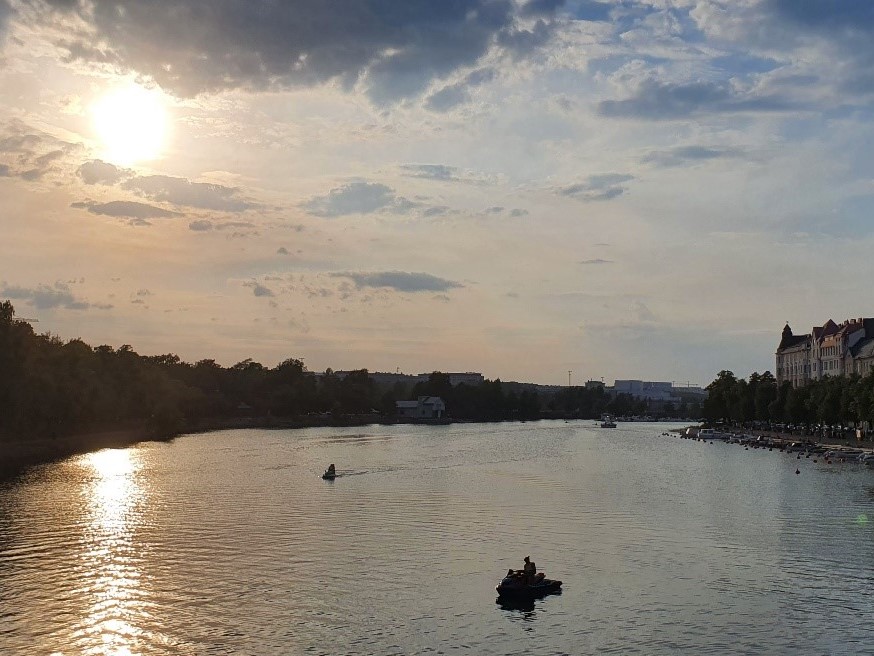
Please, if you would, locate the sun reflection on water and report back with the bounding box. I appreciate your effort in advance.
[74,448,149,655]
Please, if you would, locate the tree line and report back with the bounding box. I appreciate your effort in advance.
[703,369,874,430]
[4,300,673,442]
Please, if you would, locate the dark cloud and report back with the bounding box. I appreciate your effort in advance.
[0,163,9,176]
[77,159,129,185]
[73,200,181,219]
[31,0,535,104]
[243,281,275,297]
[598,79,794,120]
[496,18,556,55]
[766,1,874,33]
[424,67,497,112]
[331,271,463,293]
[520,0,565,17]
[0,281,109,310]
[759,1,874,95]
[303,181,417,217]
[122,175,257,212]
[188,220,213,231]
[277,247,289,255]
[557,173,633,201]
[0,0,12,44]
[641,145,746,167]
[510,208,529,217]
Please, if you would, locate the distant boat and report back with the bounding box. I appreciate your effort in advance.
[600,414,617,428]
[322,464,336,480]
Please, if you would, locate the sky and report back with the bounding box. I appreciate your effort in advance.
[2,0,874,387]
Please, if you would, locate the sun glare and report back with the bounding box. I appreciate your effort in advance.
[92,84,168,165]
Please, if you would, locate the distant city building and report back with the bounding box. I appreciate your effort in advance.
[776,317,874,387]
[332,370,484,388]
[610,380,707,402]
[585,380,605,390]
[396,396,446,419]
[443,372,485,387]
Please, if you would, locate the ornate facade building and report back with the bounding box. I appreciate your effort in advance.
[776,318,874,387]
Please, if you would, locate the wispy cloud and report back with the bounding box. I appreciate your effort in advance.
[556,173,634,202]
[0,281,111,310]
[71,200,181,219]
[331,271,463,293]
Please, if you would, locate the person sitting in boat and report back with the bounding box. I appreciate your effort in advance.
[325,463,336,476]
[523,556,536,583]
[522,556,546,585]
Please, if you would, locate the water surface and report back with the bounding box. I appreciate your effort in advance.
[2,421,874,654]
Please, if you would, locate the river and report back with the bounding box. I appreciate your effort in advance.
[2,421,874,655]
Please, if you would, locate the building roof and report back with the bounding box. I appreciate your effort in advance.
[778,331,809,351]
[851,337,874,360]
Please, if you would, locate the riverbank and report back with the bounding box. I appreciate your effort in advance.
[0,413,459,480]
[0,427,159,479]
[678,425,874,454]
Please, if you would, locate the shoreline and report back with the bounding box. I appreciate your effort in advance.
[0,414,458,480]
[1,415,692,482]
[677,426,874,454]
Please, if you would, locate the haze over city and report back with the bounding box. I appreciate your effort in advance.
[2,0,873,385]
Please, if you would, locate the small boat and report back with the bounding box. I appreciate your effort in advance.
[322,464,336,480]
[600,414,617,428]
[496,574,562,599]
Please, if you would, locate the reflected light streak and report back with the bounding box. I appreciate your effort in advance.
[76,448,149,655]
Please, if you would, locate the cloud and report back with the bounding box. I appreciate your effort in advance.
[122,175,257,212]
[635,301,657,322]
[0,0,12,44]
[421,205,454,218]
[400,164,459,181]
[277,247,289,255]
[31,0,532,104]
[331,271,463,293]
[303,181,416,217]
[510,209,529,217]
[243,281,275,297]
[0,120,78,181]
[399,163,492,185]
[705,1,874,97]
[424,67,497,112]
[0,281,109,310]
[598,79,794,120]
[188,220,214,231]
[641,145,746,167]
[0,163,10,176]
[579,258,612,265]
[77,159,130,185]
[73,200,181,219]
[556,173,633,201]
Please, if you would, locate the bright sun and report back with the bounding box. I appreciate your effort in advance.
[92,84,168,165]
